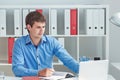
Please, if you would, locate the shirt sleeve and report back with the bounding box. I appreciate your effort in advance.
[12,39,38,77]
[53,38,79,74]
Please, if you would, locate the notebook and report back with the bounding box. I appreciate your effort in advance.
[79,60,109,80]
[40,71,74,80]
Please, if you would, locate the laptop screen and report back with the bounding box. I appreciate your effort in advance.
[79,60,109,80]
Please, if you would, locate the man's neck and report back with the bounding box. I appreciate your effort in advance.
[30,36,42,46]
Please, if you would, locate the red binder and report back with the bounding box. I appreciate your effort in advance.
[8,37,14,64]
[70,9,77,35]
[36,9,43,14]
[22,76,39,80]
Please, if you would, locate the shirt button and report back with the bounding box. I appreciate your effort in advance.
[38,64,40,66]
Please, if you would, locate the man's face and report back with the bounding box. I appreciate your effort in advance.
[28,21,46,38]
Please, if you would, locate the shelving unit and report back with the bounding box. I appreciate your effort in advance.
[0,5,109,75]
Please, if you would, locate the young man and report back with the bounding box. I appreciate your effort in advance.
[12,11,79,77]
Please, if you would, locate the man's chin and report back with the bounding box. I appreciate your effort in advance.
[36,35,43,38]
[38,33,43,35]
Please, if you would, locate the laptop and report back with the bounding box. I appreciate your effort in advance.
[79,60,109,80]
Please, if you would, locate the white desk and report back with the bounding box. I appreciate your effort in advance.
[4,76,21,80]
[4,75,115,80]
[57,75,116,80]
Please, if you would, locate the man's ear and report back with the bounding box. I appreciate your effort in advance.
[26,24,31,30]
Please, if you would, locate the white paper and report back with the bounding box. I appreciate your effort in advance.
[39,71,73,80]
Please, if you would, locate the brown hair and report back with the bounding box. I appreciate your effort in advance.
[25,11,46,27]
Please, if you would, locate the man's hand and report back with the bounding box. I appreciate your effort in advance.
[38,68,54,77]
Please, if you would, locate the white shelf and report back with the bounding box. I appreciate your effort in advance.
[0,62,63,66]
[0,35,107,38]
[0,62,62,66]
[0,35,22,38]
[0,4,109,62]
[53,63,63,65]
[0,60,11,66]
[50,35,107,37]
[0,4,109,76]
[0,5,109,8]
[0,63,12,66]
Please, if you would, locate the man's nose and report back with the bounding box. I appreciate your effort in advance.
[40,28,43,31]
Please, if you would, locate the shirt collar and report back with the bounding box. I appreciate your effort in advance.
[25,35,47,45]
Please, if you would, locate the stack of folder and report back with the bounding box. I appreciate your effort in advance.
[86,9,105,35]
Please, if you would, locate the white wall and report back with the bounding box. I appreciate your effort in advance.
[0,0,120,79]
[0,0,106,5]
[106,0,120,62]
[105,1,120,80]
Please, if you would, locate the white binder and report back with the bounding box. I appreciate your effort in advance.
[14,9,22,36]
[29,9,35,12]
[99,9,105,35]
[58,38,65,48]
[64,9,70,35]
[0,9,6,36]
[22,9,29,35]
[86,9,93,35]
[58,38,64,63]
[93,9,99,35]
[50,9,57,35]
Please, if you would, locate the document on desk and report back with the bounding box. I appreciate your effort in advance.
[39,71,73,80]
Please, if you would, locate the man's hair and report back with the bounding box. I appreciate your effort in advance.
[25,11,46,27]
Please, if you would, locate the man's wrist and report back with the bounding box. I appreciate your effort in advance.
[37,70,41,76]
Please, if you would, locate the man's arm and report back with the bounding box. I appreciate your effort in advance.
[12,39,38,77]
[12,64,38,77]
[12,38,54,77]
[38,68,54,77]
[53,38,79,74]
[55,48,79,74]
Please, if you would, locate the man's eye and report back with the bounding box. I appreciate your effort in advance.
[37,27,40,28]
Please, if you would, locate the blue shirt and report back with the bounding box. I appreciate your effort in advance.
[12,35,79,77]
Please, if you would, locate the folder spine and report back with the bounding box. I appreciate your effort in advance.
[0,9,6,37]
[86,9,93,35]
[99,9,105,35]
[14,9,22,36]
[64,9,70,35]
[22,9,29,36]
[50,9,57,35]
[70,9,77,35]
[58,38,64,63]
[8,37,14,64]
[36,9,43,14]
[93,9,99,35]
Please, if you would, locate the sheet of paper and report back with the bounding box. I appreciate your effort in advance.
[39,71,69,80]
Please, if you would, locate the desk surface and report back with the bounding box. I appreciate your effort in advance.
[4,75,115,80]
